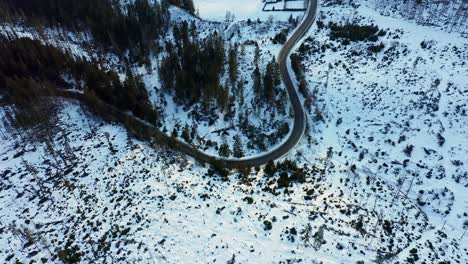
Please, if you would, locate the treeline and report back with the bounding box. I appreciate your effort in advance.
[290,53,312,111]
[328,22,386,42]
[159,21,228,110]
[0,0,170,63]
[167,0,195,13]
[159,21,284,112]
[374,0,467,33]
[251,45,283,107]
[252,59,282,105]
[0,37,158,123]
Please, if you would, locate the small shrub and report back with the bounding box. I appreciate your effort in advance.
[57,246,81,263]
[272,29,288,44]
[403,145,414,157]
[329,23,382,42]
[368,42,385,53]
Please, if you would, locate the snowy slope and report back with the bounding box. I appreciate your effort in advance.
[0,0,466,263]
[139,6,302,158]
[295,0,468,262]
[0,100,432,263]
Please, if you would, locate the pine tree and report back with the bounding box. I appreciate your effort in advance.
[301,223,313,247]
[237,79,245,106]
[218,142,230,157]
[172,127,178,138]
[228,46,238,87]
[233,135,244,158]
[288,14,294,24]
[183,0,195,13]
[264,160,276,177]
[182,124,191,142]
[217,86,229,113]
[252,66,262,97]
[254,45,261,66]
[191,125,197,140]
[189,21,197,40]
[263,63,275,103]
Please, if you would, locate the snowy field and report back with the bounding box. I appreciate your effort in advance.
[193,0,303,21]
[194,0,262,20]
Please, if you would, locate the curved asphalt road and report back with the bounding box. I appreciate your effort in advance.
[218,0,318,168]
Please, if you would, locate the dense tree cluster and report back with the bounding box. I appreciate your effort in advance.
[0,37,157,123]
[290,53,312,111]
[262,59,282,103]
[328,22,386,42]
[290,54,304,81]
[166,0,195,14]
[0,0,170,63]
[159,21,228,110]
[262,159,306,188]
[272,29,288,45]
[252,46,281,106]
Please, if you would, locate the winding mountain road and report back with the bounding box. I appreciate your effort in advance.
[91,0,319,169]
[214,0,318,168]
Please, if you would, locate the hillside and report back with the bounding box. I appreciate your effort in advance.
[0,0,467,263]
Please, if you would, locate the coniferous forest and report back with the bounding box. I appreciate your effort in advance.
[0,0,292,154]
[159,21,227,110]
[0,37,158,124]
[0,0,170,64]
[0,0,170,129]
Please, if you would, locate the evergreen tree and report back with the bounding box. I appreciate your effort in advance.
[217,86,229,113]
[263,63,275,102]
[288,14,294,24]
[182,124,191,142]
[184,0,196,13]
[172,127,178,138]
[218,142,230,157]
[233,135,244,158]
[254,44,261,66]
[264,160,276,177]
[237,79,245,106]
[228,46,238,87]
[191,125,197,140]
[167,0,195,14]
[252,66,262,98]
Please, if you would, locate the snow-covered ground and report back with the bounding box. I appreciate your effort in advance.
[0,100,433,263]
[194,0,304,21]
[369,0,467,34]
[293,0,468,261]
[0,0,466,263]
